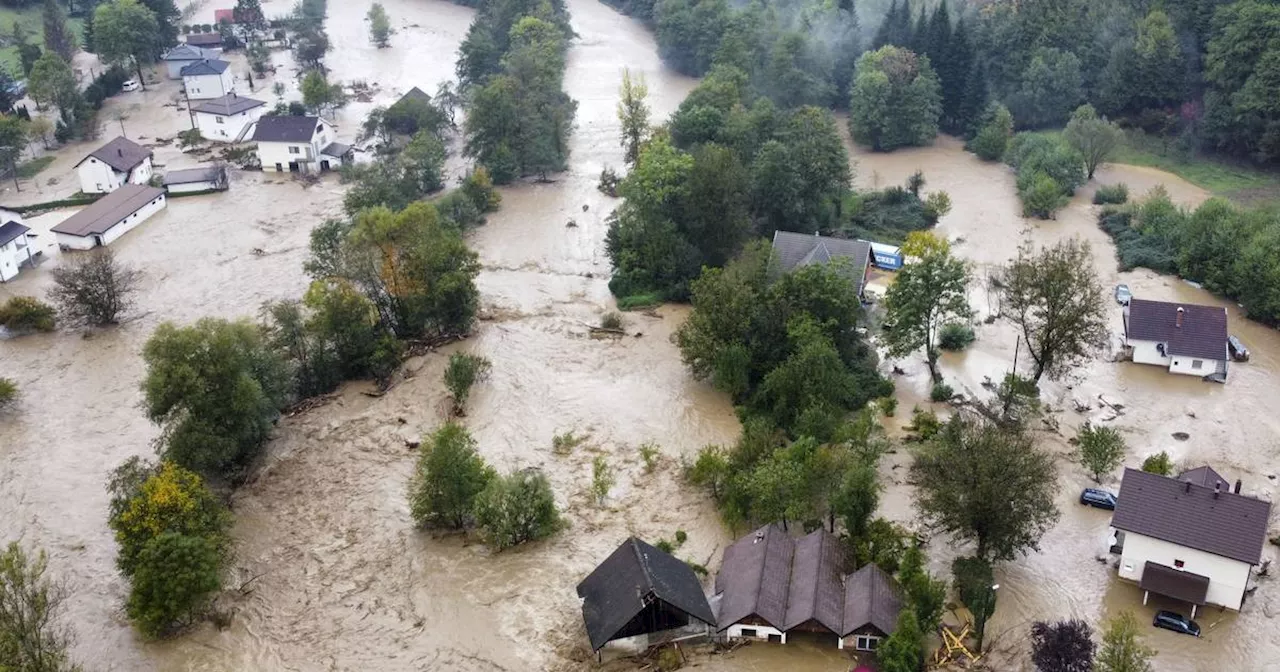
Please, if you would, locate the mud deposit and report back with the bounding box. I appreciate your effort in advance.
[1,0,1277,670]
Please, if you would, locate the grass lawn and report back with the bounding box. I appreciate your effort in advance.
[16,154,54,179]
[0,6,85,78]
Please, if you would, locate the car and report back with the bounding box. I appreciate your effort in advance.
[1228,335,1250,362]
[1115,284,1132,305]
[1153,610,1201,637]
[6,80,26,98]
[121,80,140,92]
[1080,488,1117,510]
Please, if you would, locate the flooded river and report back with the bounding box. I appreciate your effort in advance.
[0,0,1277,670]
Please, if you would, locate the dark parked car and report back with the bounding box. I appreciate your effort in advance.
[1080,488,1117,510]
[1228,335,1250,362]
[1115,284,1132,305]
[1153,610,1200,637]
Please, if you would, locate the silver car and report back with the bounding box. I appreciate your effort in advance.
[1115,284,1132,305]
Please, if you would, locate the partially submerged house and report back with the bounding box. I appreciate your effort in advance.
[715,524,903,652]
[1124,298,1229,379]
[184,32,224,52]
[1109,466,1272,616]
[771,230,874,299]
[191,93,266,142]
[252,116,349,174]
[51,184,167,250]
[163,166,228,194]
[181,59,235,100]
[75,136,154,194]
[0,216,34,282]
[161,43,217,79]
[576,537,715,654]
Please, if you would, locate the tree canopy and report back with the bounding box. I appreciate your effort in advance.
[849,45,941,151]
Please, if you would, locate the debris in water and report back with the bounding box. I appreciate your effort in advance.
[582,204,589,211]
[1173,432,1190,441]
[892,365,906,375]
[566,219,577,228]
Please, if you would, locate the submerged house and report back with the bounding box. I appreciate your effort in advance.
[771,231,874,299]
[162,43,217,79]
[577,537,715,654]
[1123,298,1229,379]
[0,215,34,282]
[1109,466,1272,616]
[715,524,903,652]
[51,185,167,250]
[252,116,350,174]
[191,93,266,142]
[75,136,154,194]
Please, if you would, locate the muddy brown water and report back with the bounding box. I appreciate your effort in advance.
[1,0,1277,669]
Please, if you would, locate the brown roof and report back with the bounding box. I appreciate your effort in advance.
[715,523,794,630]
[1111,468,1272,565]
[841,563,903,637]
[1140,561,1209,605]
[76,136,152,173]
[783,529,846,633]
[1125,298,1228,361]
[51,185,165,238]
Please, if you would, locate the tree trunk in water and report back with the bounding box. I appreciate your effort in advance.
[135,59,147,92]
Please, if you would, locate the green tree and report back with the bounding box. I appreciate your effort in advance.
[1001,238,1109,382]
[18,43,43,78]
[1141,451,1173,476]
[1064,105,1123,180]
[300,70,345,115]
[367,2,391,48]
[617,67,650,166]
[832,458,879,539]
[0,295,56,333]
[898,545,947,631]
[0,115,27,180]
[106,459,231,577]
[474,469,563,550]
[408,422,495,529]
[125,532,222,637]
[401,129,447,195]
[849,45,942,151]
[42,0,76,62]
[912,416,1060,562]
[1077,423,1126,483]
[0,542,83,671]
[967,101,1013,161]
[591,455,614,505]
[883,232,971,382]
[443,352,491,415]
[1100,10,1184,116]
[1203,1,1280,161]
[1011,47,1082,128]
[877,609,924,672]
[27,52,77,114]
[1095,611,1156,672]
[94,0,160,90]
[952,555,997,651]
[142,319,291,481]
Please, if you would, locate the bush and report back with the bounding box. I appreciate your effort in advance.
[125,532,222,637]
[0,296,56,333]
[639,442,660,472]
[107,459,231,577]
[0,377,16,409]
[1019,170,1070,218]
[48,249,141,326]
[592,455,614,505]
[878,395,898,417]
[907,406,941,440]
[552,429,587,455]
[474,470,563,550]
[617,293,663,310]
[443,353,491,415]
[967,102,1014,161]
[407,423,494,529]
[600,311,623,330]
[1093,183,1129,205]
[1141,451,1173,476]
[0,542,81,668]
[598,166,621,196]
[930,382,954,402]
[938,323,975,351]
[177,128,204,147]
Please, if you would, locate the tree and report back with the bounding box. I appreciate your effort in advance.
[366,3,391,48]
[408,423,495,529]
[400,129,447,195]
[27,53,77,114]
[141,318,290,481]
[443,352,491,415]
[1077,423,1126,483]
[1141,451,1173,476]
[125,532,222,637]
[0,115,26,182]
[952,555,996,651]
[877,609,924,672]
[1011,47,1082,128]
[1203,1,1280,162]
[617,67,650,166]
[967,101,1013,161]
[883,232,971,381]
[42,0,75,62]
[300,70,345,115]
[233,0,266,31]
[138,0,180,49]
[832,458,879,539]
[0,542,83,671]
[1095,611,1155,672]
[898,545,947,631]
[1064,105,1122,180]
[28,116,53,149]
[18,43,43,78]
[106,459,231,577]
[912,416,1060,562]
[849,45,942,151]
[1032,619,1096,672]
[94,0,160,90]
[48,248,142,326]
[474,469,563,550]
[1001,238,1108,382]
[0,377,15,410]
[0,295,56,332]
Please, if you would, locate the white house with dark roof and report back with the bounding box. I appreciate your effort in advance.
[51,184,167,250]
[252,116,349,174]
[191,93,265,142]
[1124,298,1229,378]
[771,230,874,299]
[1108,466,1272,616]
[181,59,235,100]
[162,43,217,78]
[75,136,154,194]
[0,212,34,281]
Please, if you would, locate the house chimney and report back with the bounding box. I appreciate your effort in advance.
[1184,480,1191,493]
[117,148,123,157]
[1176,306,1185,328]
[1234,479,1242,494]
[1214,480,1222,498]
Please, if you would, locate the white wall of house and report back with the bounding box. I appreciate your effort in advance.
[195,106,264,142]
[76,157,153,194]
[184,71,235,100]
[130,158,153,186]
[1112,529,1253,610]
[167,180,218,194]
[1169,355,1223,376]
[55,194,167,250]
[838,633,882,651]
[1129,339,1171,368]
[724,623,786,643]
[0,231,30,281]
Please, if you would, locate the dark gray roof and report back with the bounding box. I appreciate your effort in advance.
[575,537,715,651]
[1111,468,1272,564]
[841,563,902,637]
[77,136,152,173]
[185,33,223,46]
[716,523,794,630]
[1125,298,1228,361]
[783,529,845,633]
[162,44,213,61]
[771,230,872,295]
[1178,466,1228,488]
[51,185,165,237]
[1140,561,1209,605]
[180,59,230,76]
[391,86,432,110]
[163,166,223,185]
[0,220,28,246]
[320,142,351,158]
[191,93,265,116]
[252,115,324,143]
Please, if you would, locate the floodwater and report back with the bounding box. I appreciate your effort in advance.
[1,1,1277,671]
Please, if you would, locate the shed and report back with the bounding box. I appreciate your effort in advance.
[51,185,167,250]
[576,537,715,653]
[185,32,224,49]
[163,166,228,194]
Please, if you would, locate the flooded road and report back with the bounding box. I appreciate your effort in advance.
[1,1,1277,670]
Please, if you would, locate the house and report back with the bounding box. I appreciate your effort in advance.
[163,166,228,194]
[715,524,903,652]
[252,116,349,174]
[161,44,217,79]
[1108,467,1272,616]
[191,93,266,142]
[51,185,167,250]
[576,537,715,653]
[0,214,34,282]
[75,136,154,194]
[1124,298,1229,379]
[184,32,224,51]
[181,59,235,100]
[771,230,874,298]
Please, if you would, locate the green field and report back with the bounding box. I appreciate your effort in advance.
[0,5,85,79]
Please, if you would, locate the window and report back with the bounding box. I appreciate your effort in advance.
[855,635,881,651]
[1192,360,1203,370]
[1174,559,1185,569]
[215,117,224,124]
[739,628,756,638]
[289,146,300,154]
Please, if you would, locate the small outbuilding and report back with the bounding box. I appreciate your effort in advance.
[191,93,266,142]
[181,59,235,100]
[771,230,874,299]
[576,537,715,654]
[1123,298,1229,379]
[75,136,154,194]
[51,184,167,250]
[163,166,228,194]
[0,216,34,282]
[161,43,217,79]
[184,32,224,51]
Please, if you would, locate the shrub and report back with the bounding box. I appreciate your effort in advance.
[600,311,623,331]
[474,470,563,550]
[125,532,222,637]
[616,293,663,310]
[656,647,682,671]
[408,423,494,529]
[177,128,204,147]
[443,353,491,415]
[1019,170,1070,218]
[655,539,675,553]
[879,395,898,417]
[48,249,142,326]
[598,166,621,196]
[938,323,975,351]
[967,102,1014,161]
[675,529,687,545]
[1141,451,1173,476]
[0,542,82,668]
[930,382,954,402]
[592,455,614,505]
[1093,183,1129,205]
[552,429,586,455]
[639,442,659,473]
[907,406,941,439]
[0,377,16,409]
[0,296,56,332]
